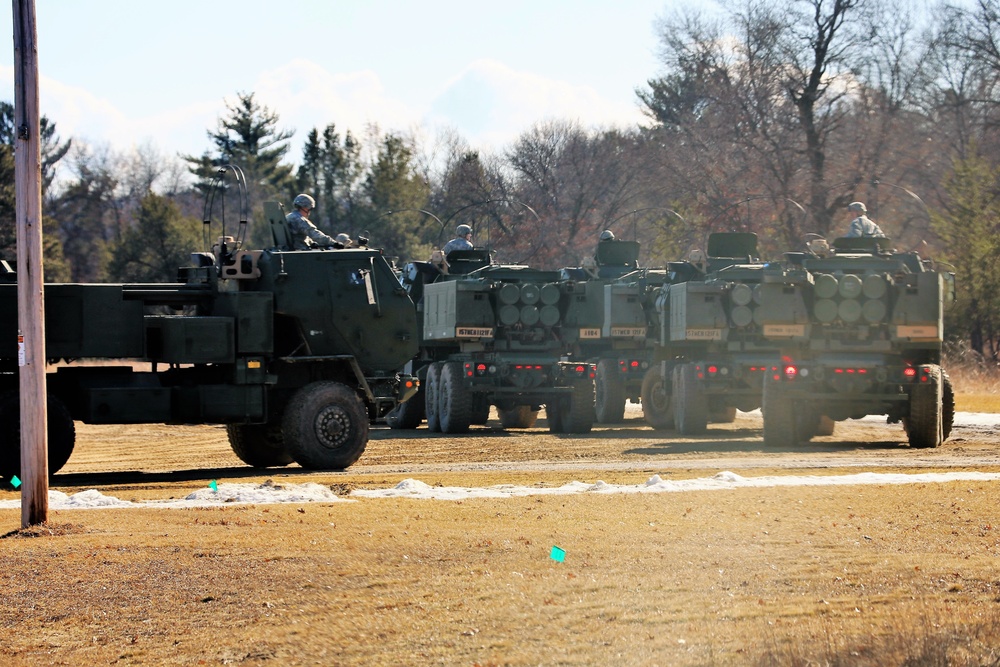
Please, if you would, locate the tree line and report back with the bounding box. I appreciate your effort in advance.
[0,0,998,361]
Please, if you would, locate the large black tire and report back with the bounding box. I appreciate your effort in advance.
[641,367,673,430]
[471,394,491,425]
[386,387,425,430]
[425,362,442,433]
[0,392,76,479]
[549,380,595,434]
[709,404,738,424]
[942,369,955,440]
[815,415,836,437]
[226,421,293,468]
[673,363,707,435]
[546,402,564,433]
[282,382,369,469]
[595,359,626,423]
[794,409,820,442]
[907,365,943,449]
[499,406,539,429]
[439,362,472,433]
[762,374,797,448]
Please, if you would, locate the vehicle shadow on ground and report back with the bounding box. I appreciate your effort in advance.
[52,465,322,488]
[626,439,911,455]
[370,426,515,439]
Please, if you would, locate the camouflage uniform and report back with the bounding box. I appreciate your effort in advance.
[846,214,885,238]
[845,202,885,238]
[286,209,336,250]
[443,224,473,254]
[442,236,473,254]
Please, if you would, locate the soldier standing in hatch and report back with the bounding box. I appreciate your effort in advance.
[844,202,885,238]
[443,224,473,254]
[286,193,338,249]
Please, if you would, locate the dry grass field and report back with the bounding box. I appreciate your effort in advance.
[1,363,999,666]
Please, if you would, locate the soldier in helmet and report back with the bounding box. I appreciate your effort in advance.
[286,193,338,250]
[334,233,353,248]
[599,229,615,241]
[844,202,885,238]
[443,223,473,255]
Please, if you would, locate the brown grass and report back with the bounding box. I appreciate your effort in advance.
[946,347,1000,413]
[0,364,998,665]
[3,474,1000,665]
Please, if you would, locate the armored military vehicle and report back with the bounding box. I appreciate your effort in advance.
[644,232,780,434]
[559,239,663,423]
[394,249,595,434]
[0,171,418,477]
[755,236,955,448]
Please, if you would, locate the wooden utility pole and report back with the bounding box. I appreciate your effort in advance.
[13,0,48,527]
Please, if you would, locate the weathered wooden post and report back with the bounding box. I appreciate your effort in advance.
[13,0,48,527]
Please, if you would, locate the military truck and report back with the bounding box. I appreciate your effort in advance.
[755,236,955,448]
[559,239,664,423]
[393,249,596,434]
[643,232,780,434]
[0,180,418,478]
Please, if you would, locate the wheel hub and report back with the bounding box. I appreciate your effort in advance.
[315,405,350,449]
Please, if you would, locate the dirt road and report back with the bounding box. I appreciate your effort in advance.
[53,408,1000,490]
[5,407,1000,667]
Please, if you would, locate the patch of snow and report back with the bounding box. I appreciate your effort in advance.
[2,471,1000,510]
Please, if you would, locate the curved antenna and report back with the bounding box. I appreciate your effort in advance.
[201,164,250,253]
[869,179,928,219]
[704,195,807,230]
[372,208,445,252]
[825,178,927,217]
[603,206,686,241]
[375,208,446,232]
[438,198,542,263]
[698,195,808,256]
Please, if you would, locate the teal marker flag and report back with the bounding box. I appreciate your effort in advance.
[11,475,21,489]
[550,545,565,562]
[209,480,218,492]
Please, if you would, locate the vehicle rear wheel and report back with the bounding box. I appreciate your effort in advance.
[673,363,707,435]
[439,361,472,433]
[549,380,595,434]
[226,421,293,468]
[762,374,797,449]
[0,392,76,479]
[570,379,596,433]
[471,394,491,425]
[546,402,564,433]
[709,404,737,424]
[283,382,368,469]
[641,367,673,430]
[499,405,539,429]
[796,411,836,439]
[386,384,425,430]
[815,415,836,437]
[942,369,955,440]
[595,359,626,423]
[907,365,943,449]
[424,362,442,433]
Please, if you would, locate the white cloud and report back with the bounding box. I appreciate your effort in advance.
[425,59,647,150]
[252,59,424,145]
[0,65,220,157]
[0,56,649,165]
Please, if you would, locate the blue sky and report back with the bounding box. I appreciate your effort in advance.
[0,0,705,164]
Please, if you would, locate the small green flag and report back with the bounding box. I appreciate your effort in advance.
[11,475,21,489]
[550,545,565,562]
[209,480,218,492]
